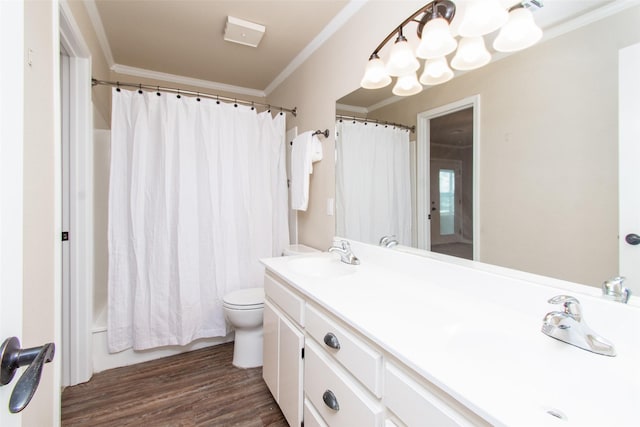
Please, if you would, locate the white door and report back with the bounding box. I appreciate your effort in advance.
[0,1,24,425]
[619,42,640,294]
[278,314,304,427]
[430,159,462,246]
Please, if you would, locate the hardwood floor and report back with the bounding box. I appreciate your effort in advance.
[61,343,287,427]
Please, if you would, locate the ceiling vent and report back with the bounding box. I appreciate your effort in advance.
[224,16,265,48]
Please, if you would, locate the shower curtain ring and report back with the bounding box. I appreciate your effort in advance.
[156,86,161,97]
[196,92,201,102]
[116,81,120,92]
[177,89,181,99]
[138,84,143,94]
[234,99,238,107]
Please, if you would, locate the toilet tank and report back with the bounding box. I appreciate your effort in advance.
[283,244,320,256]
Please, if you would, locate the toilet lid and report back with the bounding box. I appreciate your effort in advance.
[223,287,264,308]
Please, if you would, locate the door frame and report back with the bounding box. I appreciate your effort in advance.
[59,1,94,386]
[619,42,640,293]
[417,95,480,260]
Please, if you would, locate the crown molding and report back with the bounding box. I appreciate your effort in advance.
[264,0,369,96]
[111,64,267,98]
[83,0,114,68]
[541,0,638,42]
[336,103,369,114]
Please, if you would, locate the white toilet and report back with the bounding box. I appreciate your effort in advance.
[223,244,319,368]
[223,287,266,368]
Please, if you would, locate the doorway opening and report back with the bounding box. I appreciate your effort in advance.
[60,4,94,386]
[417,96,479,261]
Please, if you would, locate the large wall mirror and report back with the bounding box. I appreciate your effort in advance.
[335,2,640,287]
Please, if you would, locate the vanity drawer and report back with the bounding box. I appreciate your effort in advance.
[305,304,383,397]
[264,273,304,326]
[305,340,384,427]
[304,398,329,427]
[384,364,475,427]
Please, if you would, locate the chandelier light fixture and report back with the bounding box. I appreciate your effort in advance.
[360,0,544,95]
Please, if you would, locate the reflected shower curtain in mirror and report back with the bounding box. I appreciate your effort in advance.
[336,121,411,246]
[108,88,288,352]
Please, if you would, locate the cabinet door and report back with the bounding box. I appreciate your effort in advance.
[279,314,305,427]
[263,300,279,400]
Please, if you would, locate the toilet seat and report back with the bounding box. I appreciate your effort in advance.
[223,287,264,310]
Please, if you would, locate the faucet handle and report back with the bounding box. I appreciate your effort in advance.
[548,295,582,321]
[339,240,350,250]
[602,276,631,303]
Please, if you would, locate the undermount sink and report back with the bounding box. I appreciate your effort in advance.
[286,254,358,279]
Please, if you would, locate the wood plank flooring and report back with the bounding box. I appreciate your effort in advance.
[61,343,288,427]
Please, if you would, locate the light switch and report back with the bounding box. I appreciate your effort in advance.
[326,198,335,216]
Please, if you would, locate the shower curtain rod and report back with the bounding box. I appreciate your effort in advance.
[336,114,415,133]
[91,78,297,117]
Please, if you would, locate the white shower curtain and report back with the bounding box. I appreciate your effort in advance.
[336,120,411,246]
[108,88,289,352]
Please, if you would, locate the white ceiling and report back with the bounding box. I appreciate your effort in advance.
[90,0,352,96]
[89,0,619,99]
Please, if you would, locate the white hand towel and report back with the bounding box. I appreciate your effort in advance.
[291,131,313,211]
[310,134,323,173]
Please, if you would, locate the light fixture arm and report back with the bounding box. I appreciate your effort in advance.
[369,1,456,58]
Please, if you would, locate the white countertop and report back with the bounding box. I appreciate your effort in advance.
[262,240,640,427]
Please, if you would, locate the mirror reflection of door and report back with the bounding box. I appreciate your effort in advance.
[429,108,474,260]
[430,160,462,245]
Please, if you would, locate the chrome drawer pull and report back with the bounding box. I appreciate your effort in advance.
[323,332,341,350]
[322,389,340,411]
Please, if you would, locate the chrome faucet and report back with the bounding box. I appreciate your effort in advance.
[602,276,631,303]
[379,235,399,248]
[328,240,360,265]
[541,295,616,357]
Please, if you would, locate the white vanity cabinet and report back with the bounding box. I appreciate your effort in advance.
[263,269,489,427]
[262,274,305,427]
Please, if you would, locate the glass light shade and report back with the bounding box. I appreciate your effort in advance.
[416,17,457,59]
[451,36,491,70]
[419,57,454,85]
[392,73,423,96]
[493,7,542,52]
[385,36,420,76]
[360,56,392,89]
[458,0,508,37]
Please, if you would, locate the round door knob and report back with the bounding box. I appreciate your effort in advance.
[625,233,640,245]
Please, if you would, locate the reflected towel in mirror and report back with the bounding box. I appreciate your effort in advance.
[291,131,321,211]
